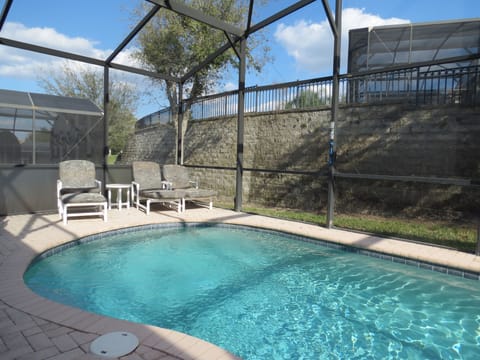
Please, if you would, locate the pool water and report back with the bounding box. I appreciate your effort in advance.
[24,224,480,359]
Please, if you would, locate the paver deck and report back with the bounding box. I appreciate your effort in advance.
[1,207,479,359]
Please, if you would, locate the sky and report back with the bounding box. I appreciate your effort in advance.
[0,0,479,117]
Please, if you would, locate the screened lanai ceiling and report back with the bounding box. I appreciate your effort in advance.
[0,0,329,85]
[0,89,102,116]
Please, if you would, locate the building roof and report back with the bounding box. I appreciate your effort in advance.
[0,89,103,116]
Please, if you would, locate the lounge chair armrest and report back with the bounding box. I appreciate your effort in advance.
[57,179,63,197]
[94,179,102,192]
[162,181,173,190]
[132,181,140,193]
[189,180,198,189]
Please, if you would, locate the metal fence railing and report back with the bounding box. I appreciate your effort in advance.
[347,64,480,105]
[136,107,172,129]
[187,77,340,120]
[136,60,480,128]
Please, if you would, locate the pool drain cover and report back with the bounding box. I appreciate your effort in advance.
[90,331,139,358]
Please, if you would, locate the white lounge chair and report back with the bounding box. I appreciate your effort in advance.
[131,161,184,214]
[162,164,217,211]
[57,160,107,225]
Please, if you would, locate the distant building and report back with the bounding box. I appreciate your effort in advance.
[347,18,480,104]
[348,18,480,73]
[0,89,104,165]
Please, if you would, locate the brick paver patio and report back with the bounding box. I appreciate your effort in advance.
[1,208,479,359]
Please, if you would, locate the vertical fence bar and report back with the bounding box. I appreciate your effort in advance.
[415,66,420,105]
[443,68,448,104]
[474,66,479,105]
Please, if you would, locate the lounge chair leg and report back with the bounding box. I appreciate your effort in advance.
[63,207,68,225]
[209,200,213,210]
[103,202,108,222]
[146,199,151,215]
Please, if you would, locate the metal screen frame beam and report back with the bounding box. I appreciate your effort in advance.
[182,42,232,82]
[183,0,315,83]
[148,0,243,37]
[246,0,255,31]
[246,0,315,36]
[321,0,339,38]
[0,0,13,31]
[234,39,246,212]
[0,37,105,66]
[106,4,161,65]
[177,83,184,165]
[103,67,110,191]
[0,37,178,82]
[326,0,342,228]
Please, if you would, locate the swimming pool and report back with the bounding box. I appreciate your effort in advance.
[24,223,480,359]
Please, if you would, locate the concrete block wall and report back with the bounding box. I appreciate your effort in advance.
[336,104,480,178]
[123,103,480,218]
[122,124,176,164]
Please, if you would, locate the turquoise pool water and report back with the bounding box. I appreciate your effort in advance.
[24,224,480,359]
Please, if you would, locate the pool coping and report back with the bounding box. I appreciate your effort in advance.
[1,208,480,359]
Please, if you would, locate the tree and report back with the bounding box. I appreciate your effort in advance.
[37,62,139,154]
[134,0,270,117]
[285,90,327,110]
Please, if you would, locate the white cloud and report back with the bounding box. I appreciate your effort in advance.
[274,7,409,74]
[2,22,106,58]
[0,22,140,80]
[223,81,237,91]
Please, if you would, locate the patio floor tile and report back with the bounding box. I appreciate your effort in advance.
[1,209,478,360]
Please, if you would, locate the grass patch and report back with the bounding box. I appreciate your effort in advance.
[334,215,476,252]
[224,204,477,254]
[107,154,118,164]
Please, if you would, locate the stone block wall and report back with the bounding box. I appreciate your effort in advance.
[122,123,176,164]
[123,103,480,219]
[336,104,480,178]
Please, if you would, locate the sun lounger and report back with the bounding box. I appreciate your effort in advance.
[162,164,217,211]
[57,160,107,225]
[131,161,183,214]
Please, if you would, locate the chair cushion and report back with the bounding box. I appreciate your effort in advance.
[60,186,100,194]
[61,193,106,204]
[162,165,191,189]
[132,161,165,190]
[185,188,217,199]
[59,160,97,188]
[140,189,186,200]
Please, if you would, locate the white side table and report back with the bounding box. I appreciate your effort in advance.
[106,184,131,210]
